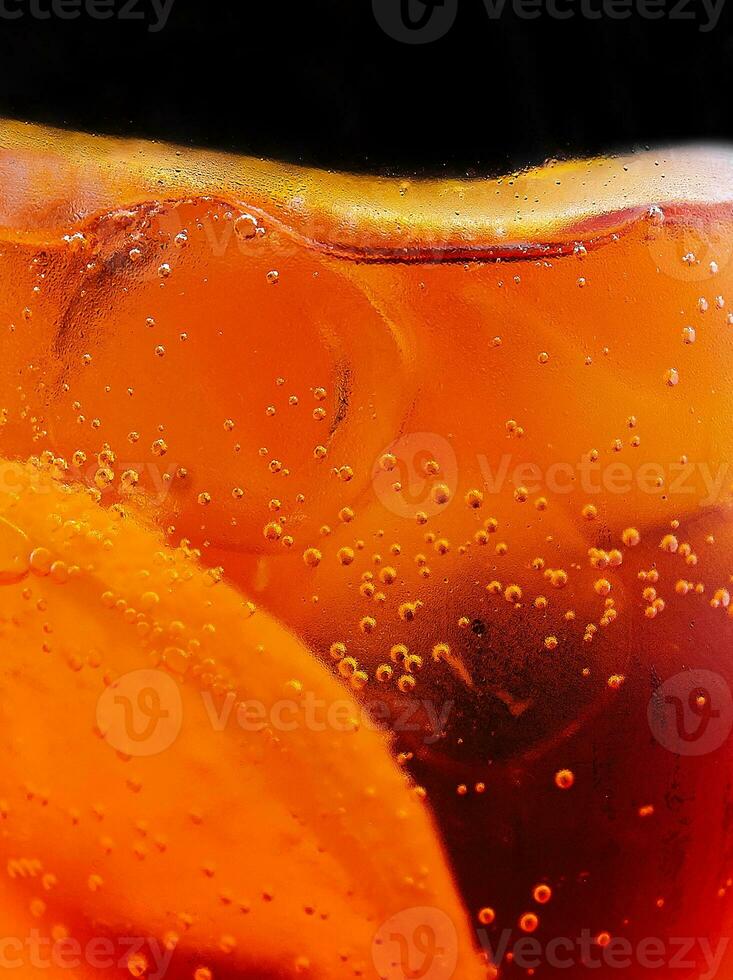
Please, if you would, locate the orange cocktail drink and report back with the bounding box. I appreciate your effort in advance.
[0,123,732,978]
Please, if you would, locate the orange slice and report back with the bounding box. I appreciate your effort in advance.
[0,458,483,979]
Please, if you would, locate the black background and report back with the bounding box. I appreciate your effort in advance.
[0,0,730,174]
